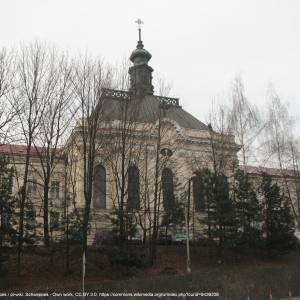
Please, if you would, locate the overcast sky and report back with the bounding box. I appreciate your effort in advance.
[1,0,299,130]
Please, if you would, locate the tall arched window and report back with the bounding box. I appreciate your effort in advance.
[193,172,205,212]
[162,168,175,212]
[127,166,140,210]
[93,165,106,209]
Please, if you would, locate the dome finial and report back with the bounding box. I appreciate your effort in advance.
[129,19,154,96]
[135,18,144,48]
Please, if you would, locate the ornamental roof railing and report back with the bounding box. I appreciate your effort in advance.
[157,95,180,107]
[101,88,180,107]
[101,88,132,100]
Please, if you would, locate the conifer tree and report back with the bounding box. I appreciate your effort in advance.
[234,169,261,250]
[161,173,185,237]
[66,209,84,244]
[0,156,16,274]
[261,173,296,257]
[198,168,215,242]
[23,199,37,247]
[161,199,185,237]
[199,168,236,256]
[214,173,236,250]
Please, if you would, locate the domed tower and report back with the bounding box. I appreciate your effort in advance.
[129,19,154,97]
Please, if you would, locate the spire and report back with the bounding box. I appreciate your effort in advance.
[129,19,154,97]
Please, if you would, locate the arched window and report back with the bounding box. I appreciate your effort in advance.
[27,178,37,197]
[127,166,140,210]
[93,165,106,209]
[193,172,205,212]
[162,168,175,212]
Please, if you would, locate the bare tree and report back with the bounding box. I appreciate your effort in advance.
[154,73,172,98]
[0,48,18,143]
[100,61,156,246]
[208,100,239,176]
[148,80,178,263]
[104,96,146,244]
[228,76,262,171]
[262,88,300,225]
[149,103,163,262]
[14,41,55,274]
[32,51,73,247]
[70,55,112,254]
[63,136,80,273]
[102,71,180,264]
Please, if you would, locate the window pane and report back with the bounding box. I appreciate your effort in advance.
[27,179,37,196]
[193,173,205,212]
[128,166,140,210]
[162,168,175,212]
[51,181,60,199]
[93,165,106,209]
[25,208,36,230]
[50,211,60,230]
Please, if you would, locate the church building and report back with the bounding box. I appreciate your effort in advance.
[2,24,298,245]
[63,22,239,242]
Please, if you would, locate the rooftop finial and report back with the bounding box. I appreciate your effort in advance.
[130,18,154,96]
[135,18,144,48]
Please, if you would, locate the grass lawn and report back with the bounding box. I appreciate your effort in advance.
[1,244,300,292]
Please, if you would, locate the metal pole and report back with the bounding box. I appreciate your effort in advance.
[186,178,191,273]
[82,250,85,300]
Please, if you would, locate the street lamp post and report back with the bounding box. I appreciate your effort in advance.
[185,177,193,273]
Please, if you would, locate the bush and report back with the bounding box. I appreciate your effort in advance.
[105,246,149,268]
[94,230,118,247]
[160,267,178,276]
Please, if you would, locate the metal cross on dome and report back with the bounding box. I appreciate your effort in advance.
[135,18,143,29]
[135,18,143,41]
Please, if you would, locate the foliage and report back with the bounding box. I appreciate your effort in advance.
[109,208,138,244]
[63,209,84,245]
[161,199,185,236]
[0,157,16,241]
[50,211,60,231]
[261,173,297,257]
[213,173,237,249]
[106,246,148,268]
[199,168,237,254]
[23,199,37,246]
[198,169,296,258]
[233,170,262,251]
[160,168,186,239]
[0,156,17,275]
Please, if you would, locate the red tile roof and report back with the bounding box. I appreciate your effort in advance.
[0,144,64,159]
[246,165,299,179]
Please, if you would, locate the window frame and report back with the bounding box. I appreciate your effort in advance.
[93,164,106,209]
[50,180,60,200]
[127,165,140,211]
